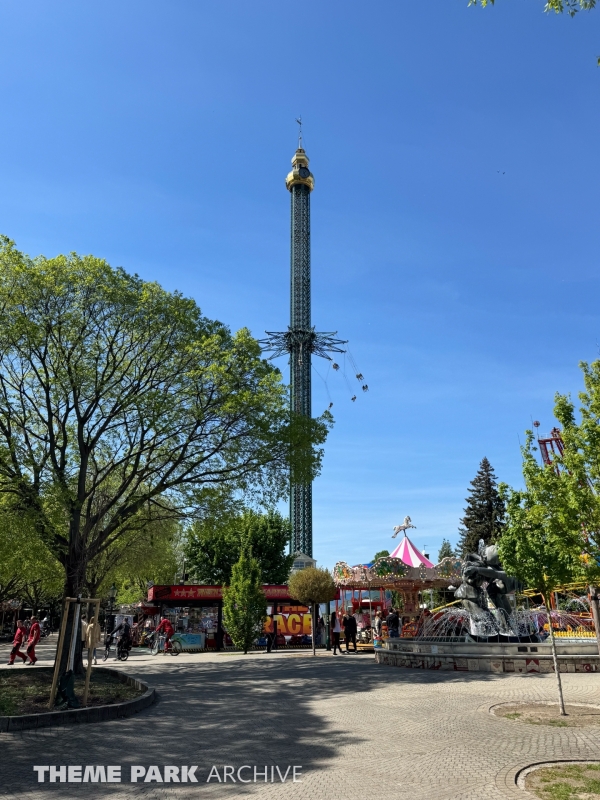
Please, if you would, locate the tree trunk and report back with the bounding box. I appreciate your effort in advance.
[544,600,566,716]
[60,546,87,676]
[312,603,316,657]
[54,598,83,688]
[588,586,600,658]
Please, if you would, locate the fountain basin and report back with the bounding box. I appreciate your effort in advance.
[375,637,599,673]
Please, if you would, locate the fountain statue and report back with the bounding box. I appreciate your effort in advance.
[455,544,523,620]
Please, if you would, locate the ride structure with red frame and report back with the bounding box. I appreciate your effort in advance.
[533,422,564,475]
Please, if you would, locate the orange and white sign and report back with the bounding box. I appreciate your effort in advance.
[264,613,313,636]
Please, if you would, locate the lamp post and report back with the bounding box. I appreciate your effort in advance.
[106,583,117,639]
[178,558,187,586]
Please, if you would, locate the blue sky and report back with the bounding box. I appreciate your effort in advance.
[1,1,599,569]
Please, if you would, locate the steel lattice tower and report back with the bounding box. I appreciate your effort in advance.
[260,144,346,558]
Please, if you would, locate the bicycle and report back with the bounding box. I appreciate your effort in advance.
[148,632,181,656]
[102,636,131,661]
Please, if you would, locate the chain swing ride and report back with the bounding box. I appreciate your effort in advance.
[258,119,368,557]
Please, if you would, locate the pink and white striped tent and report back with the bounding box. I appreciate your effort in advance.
[389,535,434,568]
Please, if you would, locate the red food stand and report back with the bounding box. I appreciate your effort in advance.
[146,584,339,650]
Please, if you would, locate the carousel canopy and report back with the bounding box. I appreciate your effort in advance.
[334,546,461,590]
[390,535,434,568]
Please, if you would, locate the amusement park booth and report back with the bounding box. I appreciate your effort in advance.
[146,584,337,650]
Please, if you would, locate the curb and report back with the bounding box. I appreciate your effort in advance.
[0,668,155,732]
[516,760,600,790]
[488,700,600,717]
[495,759,600,798]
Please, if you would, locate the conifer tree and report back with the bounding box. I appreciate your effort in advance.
[458,458,505,556]
[437,539,456,562]
[222,546,267,654]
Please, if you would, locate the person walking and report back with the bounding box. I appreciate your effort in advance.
[86,616,102,665]
[26,616,41,665]
[373,610,382,638]
[8,621,27,665]
[342,607,358,653]
[265,612,275,654]
[331,611,342,654]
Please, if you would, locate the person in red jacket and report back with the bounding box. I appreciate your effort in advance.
[8,621,27,665]
[26,616,41,665]
[155,616,174,653]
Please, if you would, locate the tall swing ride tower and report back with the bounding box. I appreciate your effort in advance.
[261,131,347,558]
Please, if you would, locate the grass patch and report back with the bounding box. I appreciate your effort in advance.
[526,763,600,799]
[0,667,143,716]
[496,703,600,728]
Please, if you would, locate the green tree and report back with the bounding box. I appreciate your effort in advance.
[458,458,505,556]
[222,547,267,654]
[0,506,63,612]
[0,237,329,600]
[437,539,456,562]
[432,540,458,605]
[185,509,294,585]
[551,362,600,640]
[499,431,584,715]
[553,361,600,573]
[86,514,183,603]
[372,549,390,562]
[287,567,337,656]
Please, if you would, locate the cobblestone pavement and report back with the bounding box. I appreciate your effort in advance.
[1,636,600,800]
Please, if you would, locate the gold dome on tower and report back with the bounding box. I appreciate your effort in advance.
[285,148,314,192]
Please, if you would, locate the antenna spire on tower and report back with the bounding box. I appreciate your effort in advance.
[295,115,303,148]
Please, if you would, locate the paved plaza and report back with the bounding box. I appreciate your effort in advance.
[1,637,600,800]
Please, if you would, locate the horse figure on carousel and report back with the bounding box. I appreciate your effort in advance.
[392,516,416,538]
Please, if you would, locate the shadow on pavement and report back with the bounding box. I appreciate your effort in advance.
[0,649,531,797]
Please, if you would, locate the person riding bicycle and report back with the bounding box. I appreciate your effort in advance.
[107,619,132,659]
[155,616,174,654]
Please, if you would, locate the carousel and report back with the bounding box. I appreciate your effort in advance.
[333,527,462,649]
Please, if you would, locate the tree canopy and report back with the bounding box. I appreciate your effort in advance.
[498,428,586,717]
[287,567,337,606]
[0,237,330,598]
[86,513,183,603]
[548,360,600,581]
[372,549,390,562]
[185,508,294,585]
[498,431,583,594]
[287,566,336,656]
[0,505,63,610]
[498,359,600,588]
[458,458,505,556]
